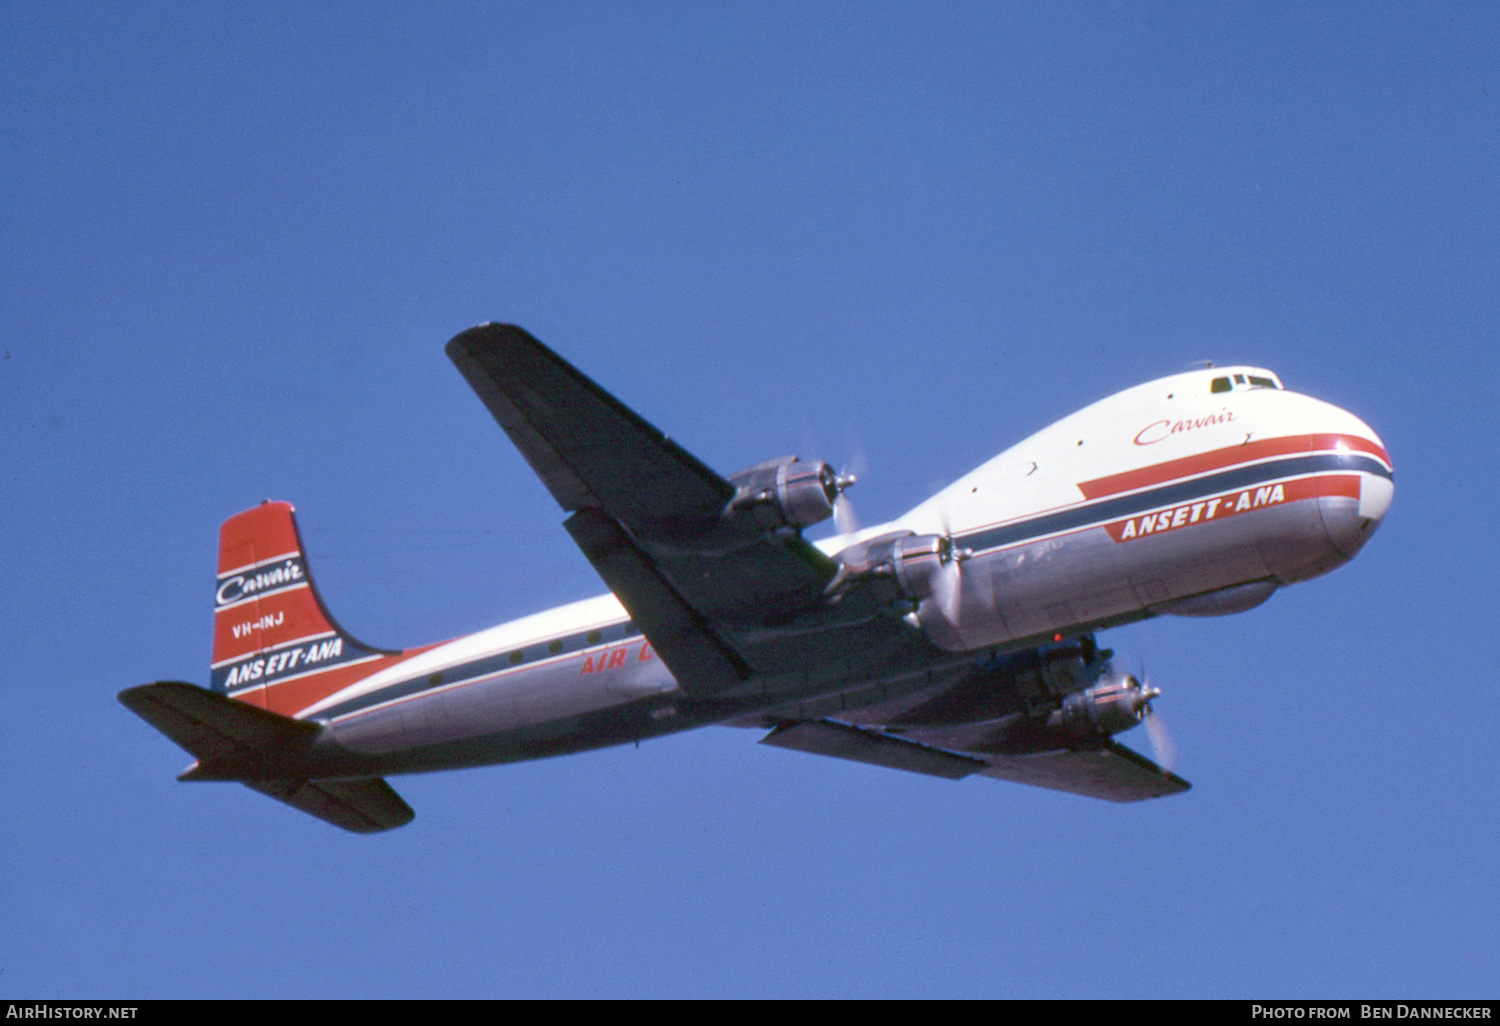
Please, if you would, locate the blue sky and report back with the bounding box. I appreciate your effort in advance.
[4,2,1496,998]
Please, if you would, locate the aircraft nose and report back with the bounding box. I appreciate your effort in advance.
[1320,423,1392,560]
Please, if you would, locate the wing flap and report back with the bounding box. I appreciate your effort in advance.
[564,508,749,693]
[978,740,1191,802]
[760,719,986,780]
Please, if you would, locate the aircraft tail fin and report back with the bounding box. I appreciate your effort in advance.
[211,501,400,715]
[119,681,414,833]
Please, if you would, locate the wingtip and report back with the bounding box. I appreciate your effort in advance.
[447,321,526,345]
[117,679,195,711]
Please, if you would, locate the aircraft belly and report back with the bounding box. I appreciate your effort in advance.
[1259,492,1340,579]
[933,489,1349,649]
[982,528,1137,644]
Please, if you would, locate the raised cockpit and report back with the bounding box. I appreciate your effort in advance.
[1210,370,1283,393]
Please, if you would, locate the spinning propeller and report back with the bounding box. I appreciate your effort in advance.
[828,427,868,539]
[1133,665,1178,773]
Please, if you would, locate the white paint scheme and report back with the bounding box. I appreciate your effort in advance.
[300,592,652,720]
[893,365,1372,539]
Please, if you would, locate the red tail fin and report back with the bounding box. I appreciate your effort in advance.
[211,501,402,716]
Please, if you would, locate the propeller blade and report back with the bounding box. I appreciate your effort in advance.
[833,491,860,537]
[932,556,963,624]
[1131,664,1177,774]
[842,423,870,482]
[806,423,864,539]
[1143,707,1178,774]
[928,497,994,620]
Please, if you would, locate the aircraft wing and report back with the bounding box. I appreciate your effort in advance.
[447,324,848,693]
[759,717,1190,802]
[446,324,735,527]
[759,719,986,779]
[975,741,1191,802]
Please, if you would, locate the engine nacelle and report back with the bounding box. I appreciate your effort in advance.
[725,456,850,532]
[888,635,1111,728]
[1048,673,1156,739]
[825,531,953,608]
[888,642,1161,755]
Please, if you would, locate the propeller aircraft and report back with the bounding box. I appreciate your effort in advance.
[120,325,1392,832]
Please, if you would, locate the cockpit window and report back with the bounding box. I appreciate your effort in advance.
[1211,372,1282,394]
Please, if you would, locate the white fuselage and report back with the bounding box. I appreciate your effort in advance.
[299,365,1390,772]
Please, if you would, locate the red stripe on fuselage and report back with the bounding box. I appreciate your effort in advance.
[1101,472,1360,543]
[1318,474,1362,501]
[1078,433,1389,501]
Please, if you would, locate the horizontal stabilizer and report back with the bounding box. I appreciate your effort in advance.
[760,719,987,780]
[120,681,415,833]
[119,681,317,762]
[244,777,414,834]
[979,740,1191,802]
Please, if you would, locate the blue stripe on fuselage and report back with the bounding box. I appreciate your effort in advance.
[958,451,1387,555]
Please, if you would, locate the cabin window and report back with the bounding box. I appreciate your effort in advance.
[508,651,523,665]
[548,639,563,654]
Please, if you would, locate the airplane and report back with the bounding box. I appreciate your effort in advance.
[120,324,1393,833]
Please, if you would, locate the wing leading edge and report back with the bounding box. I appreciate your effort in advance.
[446,324,733,527]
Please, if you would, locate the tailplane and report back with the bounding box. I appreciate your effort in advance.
[119,681,413,833]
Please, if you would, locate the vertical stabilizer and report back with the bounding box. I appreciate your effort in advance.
[211,501,398,715]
